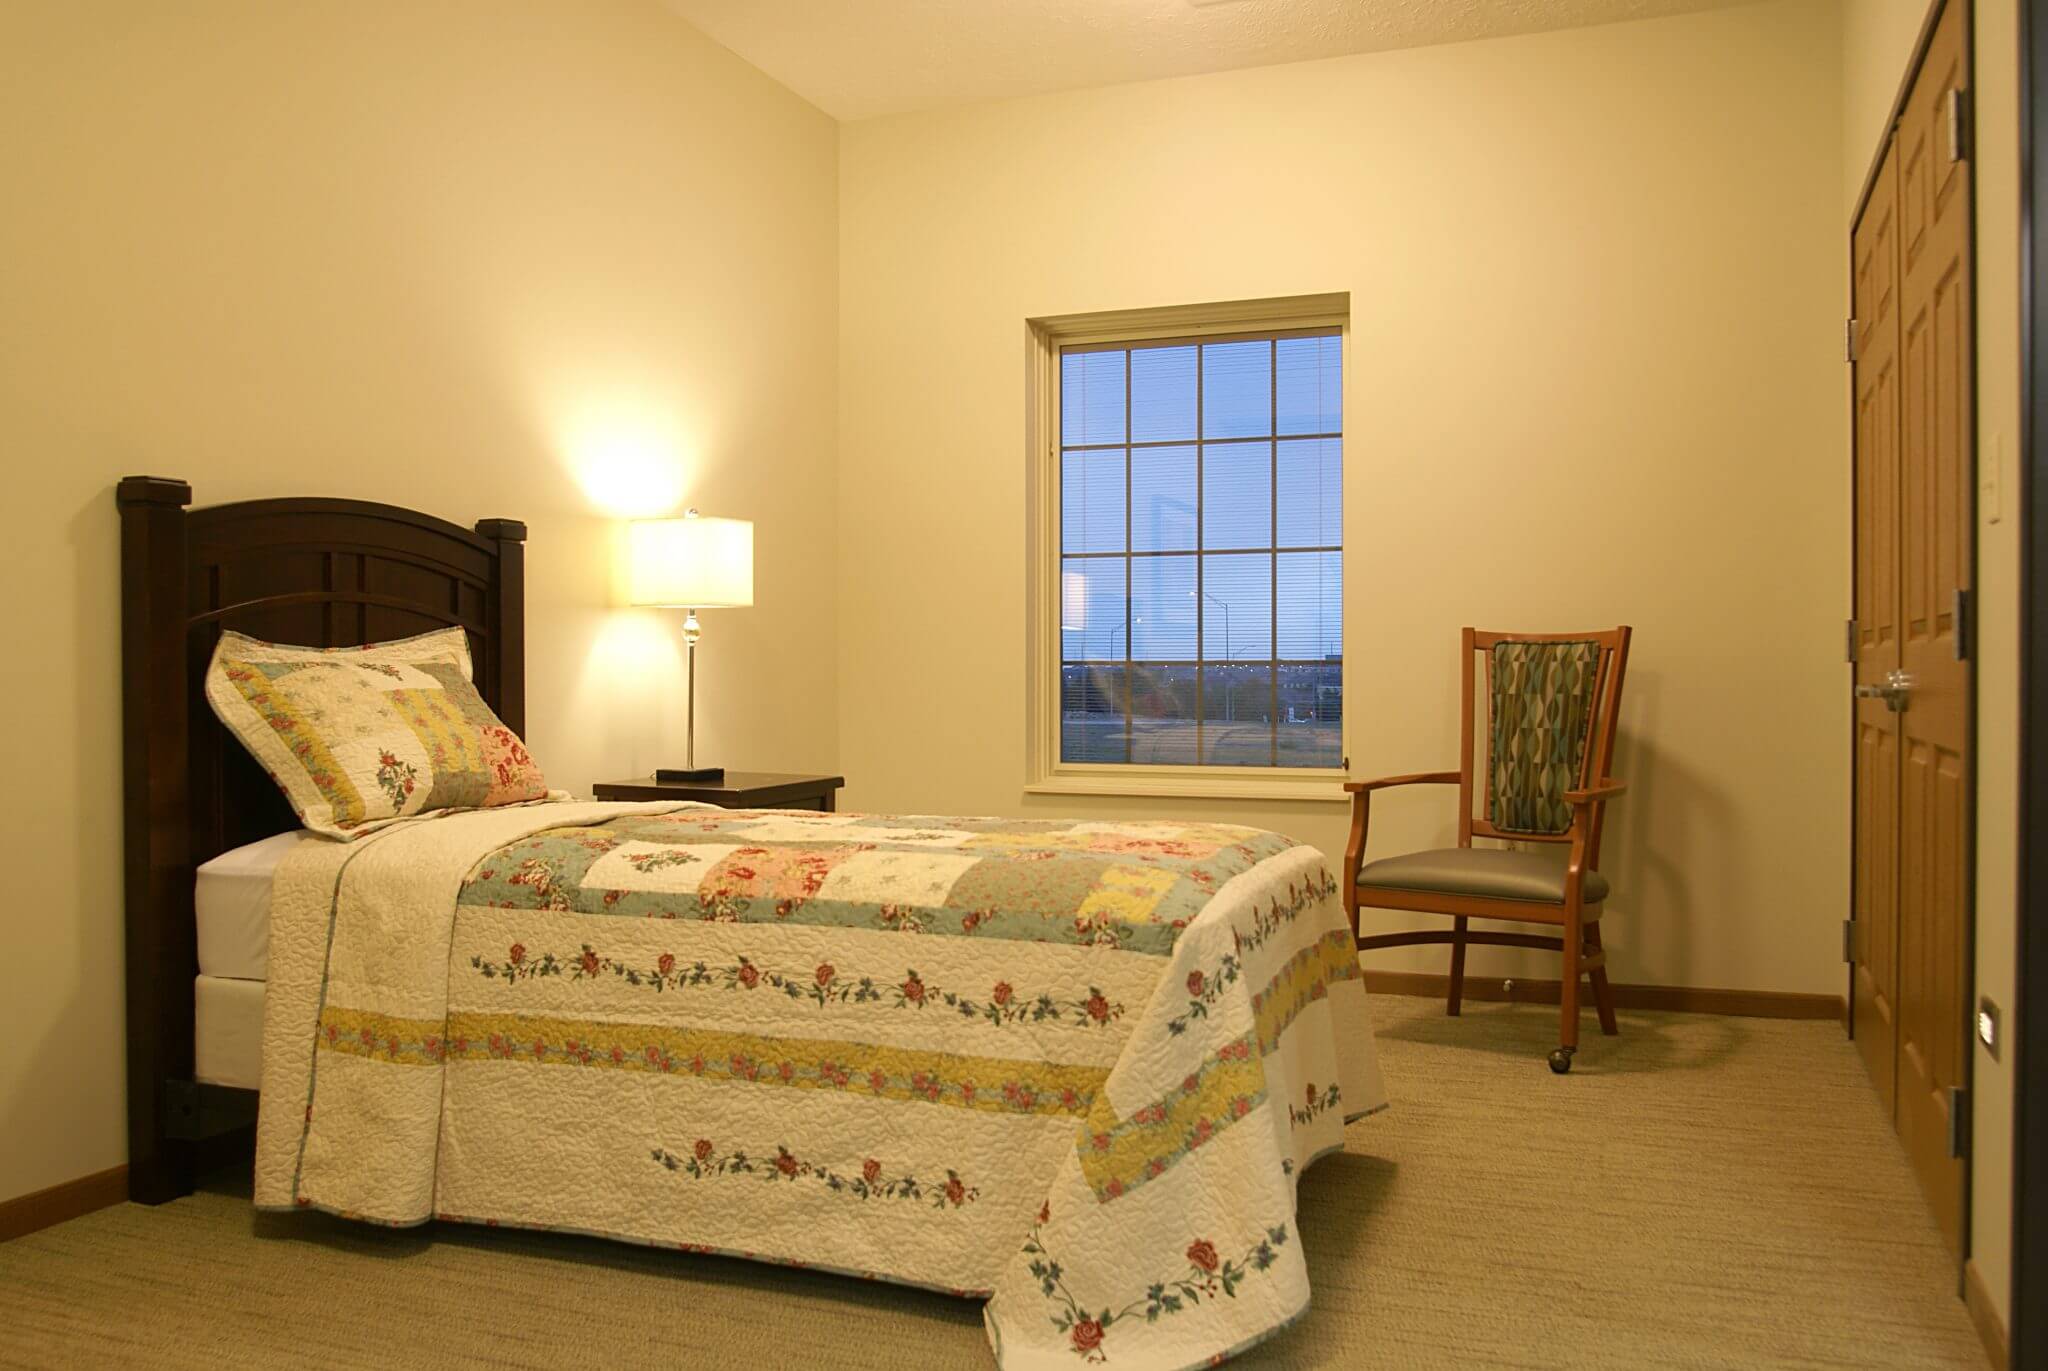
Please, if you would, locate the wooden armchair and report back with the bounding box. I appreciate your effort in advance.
[1342,628,1632,1073]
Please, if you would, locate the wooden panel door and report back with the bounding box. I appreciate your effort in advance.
[1892,0,1972,1258]
[1848,0,1973,1262]
[1851,142,1902,1115]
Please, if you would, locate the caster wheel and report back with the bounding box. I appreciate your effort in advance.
[1548,1047,1575,1074]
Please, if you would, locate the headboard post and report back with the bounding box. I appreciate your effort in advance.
[117,475,197,1204]
[475,518,527,737]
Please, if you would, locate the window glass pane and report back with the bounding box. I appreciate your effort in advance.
[1200,553,1272,663]
[1060,557,1126,661]
[1060,448,1125,554]
[1061,350,1126,446]
[1060,665,1128,763]
[1202,441,1271,550]
[1277,664,1342,767]
[1201,340,1271,439]
[1131,445,1196,552]
[1130,554,1196,660]
[1276,551,1341,659]
[1051,323,1342,774]
[1201,664,1273,766]
[1130,345,1197,443]
[1276,334,1341,436]
[1130,665,1199,765]
[1276,439,1341,548]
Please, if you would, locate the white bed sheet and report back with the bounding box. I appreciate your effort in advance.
[196,830,312,979]
[194,974,265,1090]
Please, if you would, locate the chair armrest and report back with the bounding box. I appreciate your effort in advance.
[1564,778,1628,806]
[1340,770,1459,936]
[1343,770,1460,794]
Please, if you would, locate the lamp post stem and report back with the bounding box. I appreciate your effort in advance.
[684,608,702,771]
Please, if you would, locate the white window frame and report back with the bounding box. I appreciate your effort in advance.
[1024,293,1351,803]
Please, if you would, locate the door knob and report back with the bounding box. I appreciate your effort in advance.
[1855,669,1912,712]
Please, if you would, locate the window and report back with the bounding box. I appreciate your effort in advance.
[1031,298,1346,797]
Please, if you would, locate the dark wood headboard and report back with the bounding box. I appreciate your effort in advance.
[116,476,528,1203]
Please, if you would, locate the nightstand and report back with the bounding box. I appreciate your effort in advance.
[592,771,845,812]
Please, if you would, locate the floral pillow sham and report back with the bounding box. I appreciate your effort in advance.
[204,626,556,840]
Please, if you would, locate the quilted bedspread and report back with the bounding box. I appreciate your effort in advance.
[253,800,1385,1370]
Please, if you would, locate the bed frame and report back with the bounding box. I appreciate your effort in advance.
[116,476,527,1204]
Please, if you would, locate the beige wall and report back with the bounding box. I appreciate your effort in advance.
[840,0,1849,996]
[1968,0,2021,1333]
[0,0,839,1204]
[1842,0,1936,211]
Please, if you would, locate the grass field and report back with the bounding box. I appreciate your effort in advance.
[1061,715,1340,767]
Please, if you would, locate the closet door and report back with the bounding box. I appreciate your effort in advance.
[1847,0,1972,1261]
[1891,0,1972,1258]
[1850,141,1902,1117]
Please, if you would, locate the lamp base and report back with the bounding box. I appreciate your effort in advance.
[655,765,725,784]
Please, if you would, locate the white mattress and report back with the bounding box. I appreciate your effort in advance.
[195,974,265,1090]
[196,829,311,980]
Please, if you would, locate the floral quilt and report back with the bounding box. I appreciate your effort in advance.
[253,801,1385,1370]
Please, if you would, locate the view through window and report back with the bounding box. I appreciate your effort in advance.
[1059,329,1342,768]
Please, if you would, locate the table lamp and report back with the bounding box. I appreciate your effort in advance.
[627,509,754,782]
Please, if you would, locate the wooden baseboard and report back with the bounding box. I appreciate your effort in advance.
[1964,1258,2009,1370]
[0,1165,130,1244]
[1361,969,1846,1021]
[0,1164,130,1237]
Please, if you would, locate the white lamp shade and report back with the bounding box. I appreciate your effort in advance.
[627,515,754,608]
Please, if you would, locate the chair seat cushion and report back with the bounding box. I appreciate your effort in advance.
[1355,847,1609,905]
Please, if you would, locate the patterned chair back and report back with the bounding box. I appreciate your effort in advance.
[1460,628,1631,847]
[1486,641,1603,835]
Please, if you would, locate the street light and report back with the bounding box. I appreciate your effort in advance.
[1190,588,1234,721]
[1189,588,1233,660]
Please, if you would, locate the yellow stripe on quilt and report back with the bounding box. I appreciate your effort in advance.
[1252,928,1362,1055]
[1066,931,1359,1204]
[315,1007,1111,1118]
[1073,1038,1267,1202]
[315,1007,455,1066]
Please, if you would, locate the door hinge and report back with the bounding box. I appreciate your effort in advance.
[1842,918,1857,963]
[1846,618,1858,663]
[1948,1085,1971,1158]
[1954,588,1972,660]
[1947,88,1971,163]
[1845,318,1859,363]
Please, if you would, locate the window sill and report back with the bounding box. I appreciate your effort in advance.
[1024,771,1351,804]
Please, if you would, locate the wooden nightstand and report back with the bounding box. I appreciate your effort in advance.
[592,771,845,812]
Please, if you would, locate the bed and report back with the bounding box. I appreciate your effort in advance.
[117,477,1385,1370]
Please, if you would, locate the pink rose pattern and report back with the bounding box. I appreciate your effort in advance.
[1023,1210,1292,1363]
[653,1140,978,1209]
[467,945,1124,1027]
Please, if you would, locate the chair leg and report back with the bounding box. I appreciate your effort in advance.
[1446,916,1468,1017]
[1550,908,1583,1074]
[1585,921,1619,1037]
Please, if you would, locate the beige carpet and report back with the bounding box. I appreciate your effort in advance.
[0,997,1988,1370]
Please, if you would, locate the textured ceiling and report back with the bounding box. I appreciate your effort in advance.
[664,0,1760,121]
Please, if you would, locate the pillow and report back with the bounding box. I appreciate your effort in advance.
[205,626,555,839]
